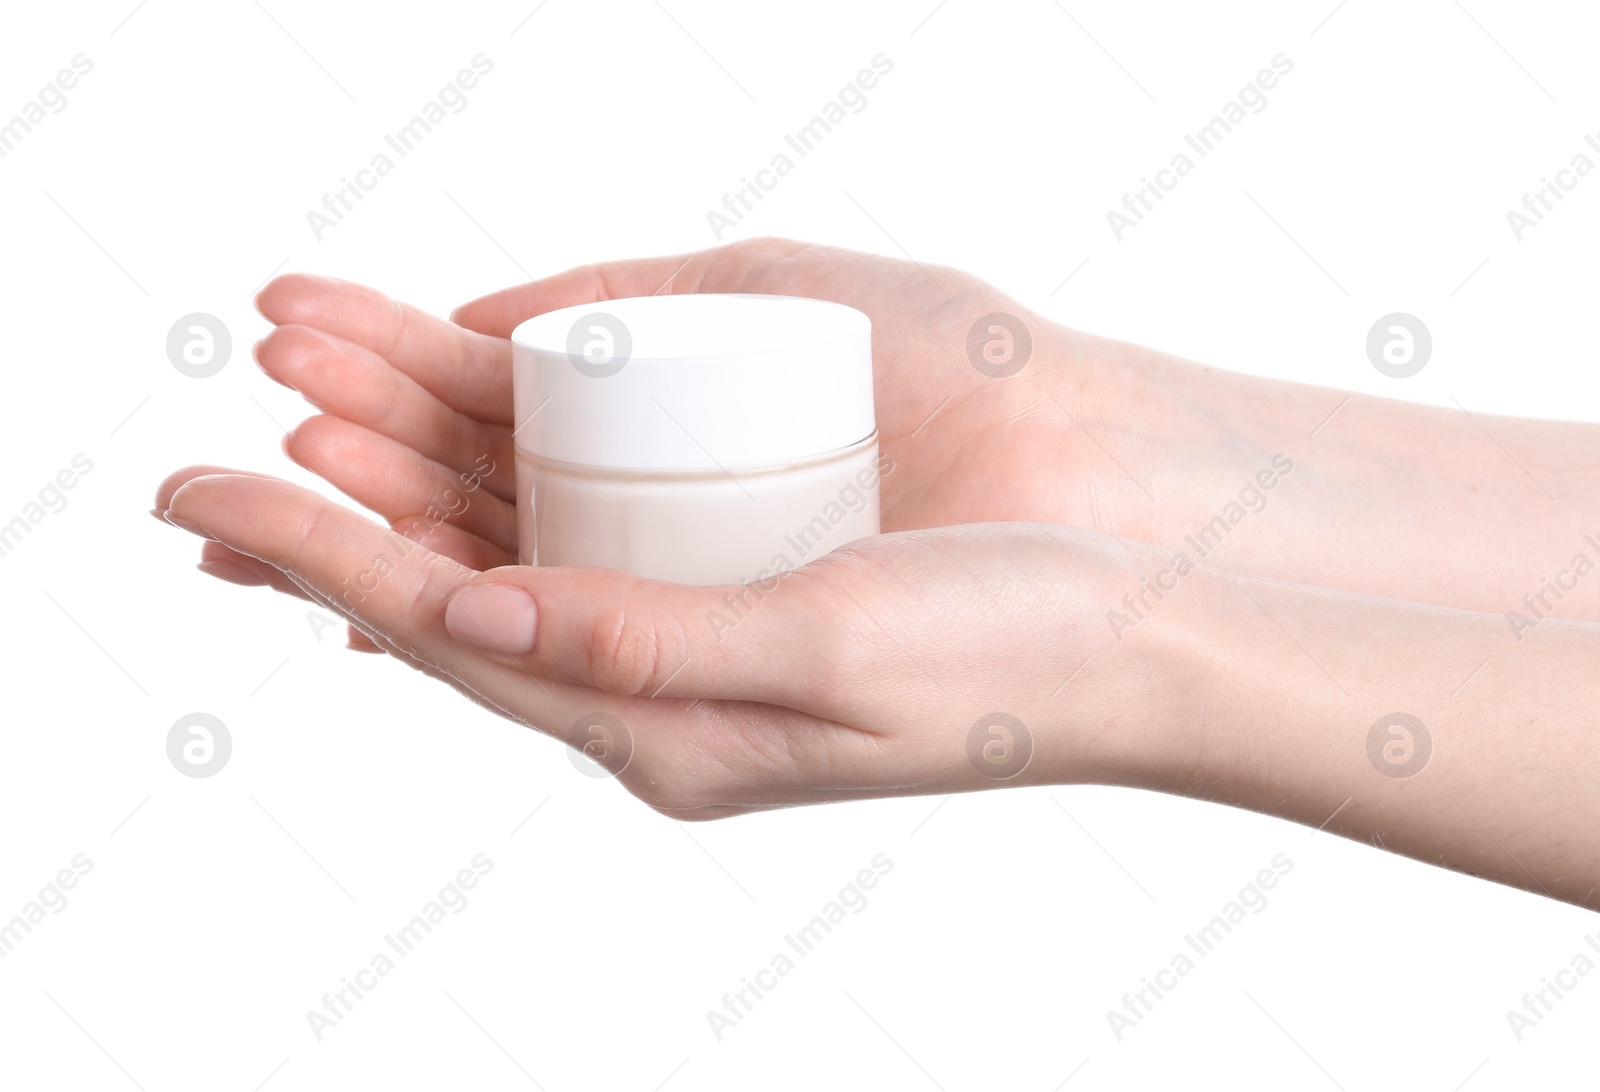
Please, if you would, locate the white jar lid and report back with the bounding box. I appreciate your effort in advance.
[511,294,874,471]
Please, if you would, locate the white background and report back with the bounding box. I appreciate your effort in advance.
[2,0,1597,1088]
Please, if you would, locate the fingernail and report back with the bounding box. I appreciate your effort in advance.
[446,584,538,656]
[163,511,216,540]
[196,559,267,586]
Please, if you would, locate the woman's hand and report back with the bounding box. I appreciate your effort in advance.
[249,237,1113,550]
[156,469,1167,816]
[157,465,1600,908]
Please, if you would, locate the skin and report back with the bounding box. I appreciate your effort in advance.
[155,237,1600,909]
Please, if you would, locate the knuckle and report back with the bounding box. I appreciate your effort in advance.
[585,585,683,696]
[715,236,809,284]
[726,234,788,258]
[402,551,470,616]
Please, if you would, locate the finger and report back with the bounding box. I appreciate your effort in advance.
[197,539,300,594]
[449,238,816,337]
[256,274,512,425]
[184,518,384,654]
[195,555,270,587]
[165,472,494,653]
[156,464,278,511]
[162,473,692,755]
[338,518,511,655]
[343,624,386,653]
[255,324,516,502]
[341,519,509,654]
[160,468,324,597]
[394,514,515,572]
[283,415,517,552]
[440,560,851,712]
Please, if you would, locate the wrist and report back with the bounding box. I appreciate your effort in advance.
[1026,532,1229,792]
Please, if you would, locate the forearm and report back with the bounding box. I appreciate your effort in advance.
[1109,553,1600,910]
[1061,331,1600,622]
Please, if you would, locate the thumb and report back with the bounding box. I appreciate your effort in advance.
[442,563,833,708]
[448,238,815,337]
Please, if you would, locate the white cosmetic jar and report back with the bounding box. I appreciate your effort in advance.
[510,293,882,585]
